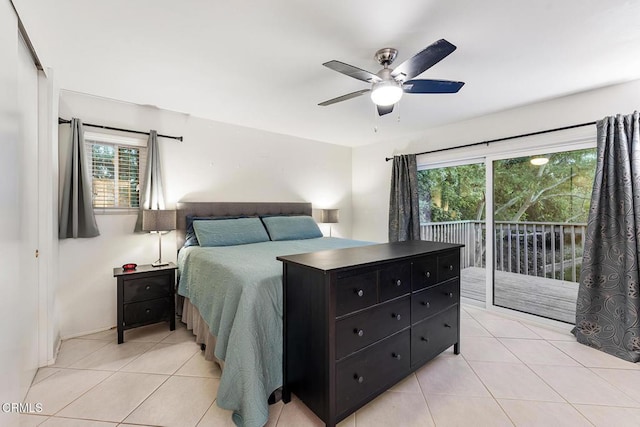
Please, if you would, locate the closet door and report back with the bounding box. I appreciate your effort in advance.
[17,31,40,399]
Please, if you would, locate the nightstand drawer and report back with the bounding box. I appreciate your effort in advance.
[336,270,378,317]
[411,306,458,367]
[123,275,172,303]
[123,298,172,325]
[336,296,410,360]
[411,279,459,323]
[336,329,410,417]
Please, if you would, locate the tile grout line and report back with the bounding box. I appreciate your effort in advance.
[465,314,583,414]
[462,336,525,426]
[414,371,442,427]
[45,369,117,419]
[586,367,640,407]
[117,372,173,426]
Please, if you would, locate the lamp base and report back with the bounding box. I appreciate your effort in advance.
[152,261,169,267]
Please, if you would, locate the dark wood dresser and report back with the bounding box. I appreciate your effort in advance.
[277,240,463,427]
[113,263,177,344]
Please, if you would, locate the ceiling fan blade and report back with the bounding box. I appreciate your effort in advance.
[377,104,394,116]
[391,39,457,80]
[318,89,371,106]
[323,60,382,83]
[403,79,465,94]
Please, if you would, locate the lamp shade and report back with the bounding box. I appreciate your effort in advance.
[142,209,176,232]
[370,80,403,106]
[320,209,339,224]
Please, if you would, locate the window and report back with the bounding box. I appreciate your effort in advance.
[84,132,147,211]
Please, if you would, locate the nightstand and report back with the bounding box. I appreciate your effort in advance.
[113,262,177,344]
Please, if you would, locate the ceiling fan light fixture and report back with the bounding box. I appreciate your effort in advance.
[370,80,403,106]
[530,156,549,166]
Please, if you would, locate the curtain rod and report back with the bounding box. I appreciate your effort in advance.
[384,120,596,161]
[58,118,183,141]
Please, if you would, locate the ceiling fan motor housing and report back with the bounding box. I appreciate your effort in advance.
[375,48,398,67]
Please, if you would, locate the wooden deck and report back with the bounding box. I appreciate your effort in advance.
[460,267,578,324]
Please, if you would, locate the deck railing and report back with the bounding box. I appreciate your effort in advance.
[420,220,587,282]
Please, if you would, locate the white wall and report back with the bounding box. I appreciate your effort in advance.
[57,91,354,338]
[352,79,640,243]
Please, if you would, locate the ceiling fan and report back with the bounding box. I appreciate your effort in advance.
[319,39,464,116]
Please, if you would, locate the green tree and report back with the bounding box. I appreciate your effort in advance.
[493,149,595,223]
[418,163,485,223]
[418,148,596,224]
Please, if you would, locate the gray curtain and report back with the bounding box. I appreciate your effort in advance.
[389,154,420,242]
[59,118,100,239]
[134,130,165,232]
[573,111,640,363]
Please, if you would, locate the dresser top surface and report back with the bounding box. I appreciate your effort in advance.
[277,240,463,272]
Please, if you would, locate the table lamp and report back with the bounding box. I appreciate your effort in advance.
[320,209,339,237]
[142,209,176,267]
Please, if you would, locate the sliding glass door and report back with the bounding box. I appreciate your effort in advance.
[417,161,486,303]
[491,148,596,322]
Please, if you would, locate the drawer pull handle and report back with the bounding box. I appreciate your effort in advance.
[355,289,364,297]
[421,337,429,342]
[445,292,454,298]
[424,271,431,278]
[145,285,151,290]
[146,309,151,313]
[392,353,402,360]
[391,313,401,320]
[354,328,364,337]
[444,323,452,328]
[449,265,454,271]
[420,301,430,308]
[396,279,402,287]
[354,374,364,383]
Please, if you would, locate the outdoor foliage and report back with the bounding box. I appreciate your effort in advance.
[418,148,596,224]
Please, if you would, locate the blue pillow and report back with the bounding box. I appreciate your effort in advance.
[193,217,270,247]
[184,215,249,247]
[261,215,323,241]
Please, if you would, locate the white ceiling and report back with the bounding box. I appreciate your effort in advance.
[16,0,640,147]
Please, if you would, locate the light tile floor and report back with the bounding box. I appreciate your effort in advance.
[16,305,640,427]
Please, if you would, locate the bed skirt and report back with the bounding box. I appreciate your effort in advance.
[180,296,225,369]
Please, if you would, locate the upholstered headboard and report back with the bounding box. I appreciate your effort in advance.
[175,201,313,249]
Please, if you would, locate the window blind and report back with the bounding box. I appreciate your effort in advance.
[84,135,148,210]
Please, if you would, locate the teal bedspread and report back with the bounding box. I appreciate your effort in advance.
[177,237,372,427]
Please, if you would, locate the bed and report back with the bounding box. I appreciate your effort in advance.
[175,202,372,427]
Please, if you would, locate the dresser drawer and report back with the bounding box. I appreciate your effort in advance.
[336,270,378,317]
[438,250,460,282]
[336,296,410,360]
[412,256,438,291]
[378,262,411,302]
[123,297,172,326]
[411,306,458,367]
[336,329,410,416]
[411,279,459,324]
[123,275,172,303]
